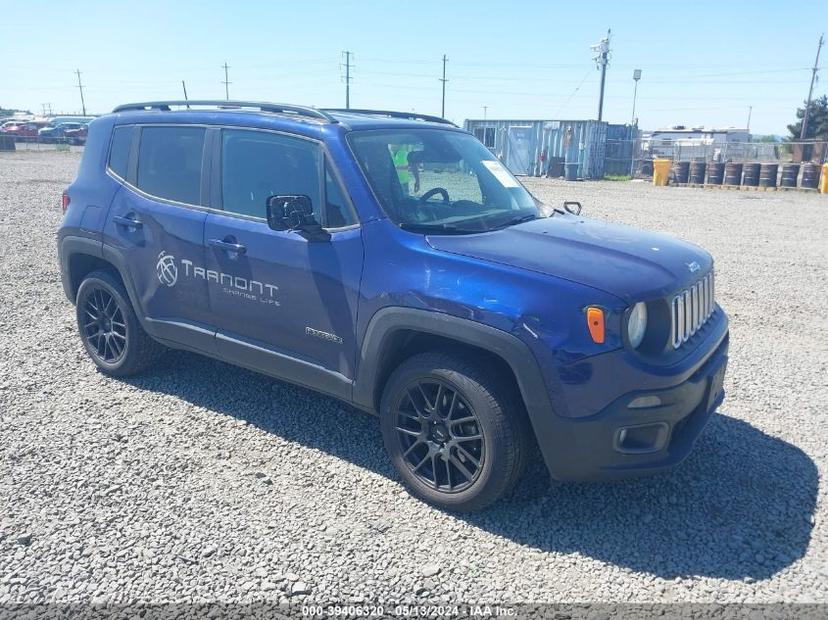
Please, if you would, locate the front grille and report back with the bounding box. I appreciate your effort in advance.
[670,271,715,349]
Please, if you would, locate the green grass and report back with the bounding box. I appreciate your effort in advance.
[604,174,632,181]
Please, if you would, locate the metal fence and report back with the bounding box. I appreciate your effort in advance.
[0,133,86,151]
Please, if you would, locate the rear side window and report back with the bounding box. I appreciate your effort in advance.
[221,129,321,220]
[137,126,205,205]
[108,126,132,179]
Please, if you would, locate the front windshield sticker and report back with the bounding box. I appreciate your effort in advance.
[481,160,520,188]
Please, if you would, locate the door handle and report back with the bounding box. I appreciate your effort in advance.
[208,238,247,255]
[113,214,143,229]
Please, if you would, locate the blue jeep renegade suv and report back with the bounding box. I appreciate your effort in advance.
[58,101,729,511]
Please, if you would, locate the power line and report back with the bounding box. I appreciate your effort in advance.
[341,51,353,109]
[221,62,231,100]
[800,33,824,140]
[74,69,86,116]
[440,54,448,118]
[553,68,593,117]
[182,80,189,108]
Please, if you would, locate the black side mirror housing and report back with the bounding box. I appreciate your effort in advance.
[563,201,582,215]
[266,195,330,241]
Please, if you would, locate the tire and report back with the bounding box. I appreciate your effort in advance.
[75,269,165,376]
[380,351,531,511]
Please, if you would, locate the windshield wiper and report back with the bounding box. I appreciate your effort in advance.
[398,222,484,235]
[489,213,538,230]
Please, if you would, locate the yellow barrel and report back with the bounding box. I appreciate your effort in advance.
[820,163,828,194]
[653,159,671,186]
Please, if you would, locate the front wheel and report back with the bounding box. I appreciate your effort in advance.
[380,352,530,511]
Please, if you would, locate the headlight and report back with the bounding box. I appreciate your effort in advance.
[626,302,648,349]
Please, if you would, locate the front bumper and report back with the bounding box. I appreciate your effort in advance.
[534,322,729,482]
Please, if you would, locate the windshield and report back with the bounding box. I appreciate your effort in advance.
[349,128,539,234]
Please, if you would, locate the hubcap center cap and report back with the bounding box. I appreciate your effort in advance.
[429,422,449,444]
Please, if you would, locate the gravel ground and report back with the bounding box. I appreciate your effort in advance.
[1,151,826,612]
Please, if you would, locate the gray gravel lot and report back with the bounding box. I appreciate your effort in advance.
[1,151,826,610]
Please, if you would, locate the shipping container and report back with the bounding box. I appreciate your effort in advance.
[464,119,636,180]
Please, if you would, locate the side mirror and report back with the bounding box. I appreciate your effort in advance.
[266,195,330,241]
[563,201,582,215]
[266,195,313,231]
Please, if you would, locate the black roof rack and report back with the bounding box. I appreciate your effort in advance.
[111,100,337,123]
[322,108,456,127]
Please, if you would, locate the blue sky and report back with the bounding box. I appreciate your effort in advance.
[4,0,825,135]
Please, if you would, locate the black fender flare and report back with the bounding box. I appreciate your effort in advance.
[59,235,146,324]
[58,235,104,303]
[354,306,559,428]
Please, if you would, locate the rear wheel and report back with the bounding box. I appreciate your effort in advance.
[75,270,165,376]
[380,352,530,511]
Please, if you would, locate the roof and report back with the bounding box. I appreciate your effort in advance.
[107,101,462,138]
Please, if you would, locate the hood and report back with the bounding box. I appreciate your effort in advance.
[426,214,712,302]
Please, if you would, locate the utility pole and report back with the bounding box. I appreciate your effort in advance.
[439,54,449,118]
[631,69,642,125]
[483,105,488,120]
[591,29,611,122]
[800,33,824,140]
[74,69,86,116]
[746,105,752,134]
[221,62,231,100]
[182,81,190,108]
[341,51,353,109]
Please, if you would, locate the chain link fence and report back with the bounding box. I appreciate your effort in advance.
[6,138,85,152]
[605,137,828,180]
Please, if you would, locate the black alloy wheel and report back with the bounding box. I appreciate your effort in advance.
[393,378,485,493]
[81,286,128,364]
[75,270,165,376]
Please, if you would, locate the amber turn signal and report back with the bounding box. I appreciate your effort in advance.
[586,307,605,344]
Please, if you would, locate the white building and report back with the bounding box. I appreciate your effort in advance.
[641,126,752,161]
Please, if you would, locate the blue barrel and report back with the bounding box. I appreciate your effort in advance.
[780,163,799,188]
[672,161,690,184]
[689,161,706,184]
[707,162,725,185]
[742,163,760,186]
[801,163,820,189]
[565,162,579,181]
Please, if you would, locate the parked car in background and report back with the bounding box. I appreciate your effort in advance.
[1,120,26,134]
[63,123,89,145]
[2,120,49,141]
[39,122,88,144]
[20,121,49,141]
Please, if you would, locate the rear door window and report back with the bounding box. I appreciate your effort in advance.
[137,126,205,205]
[108,126,132,179]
